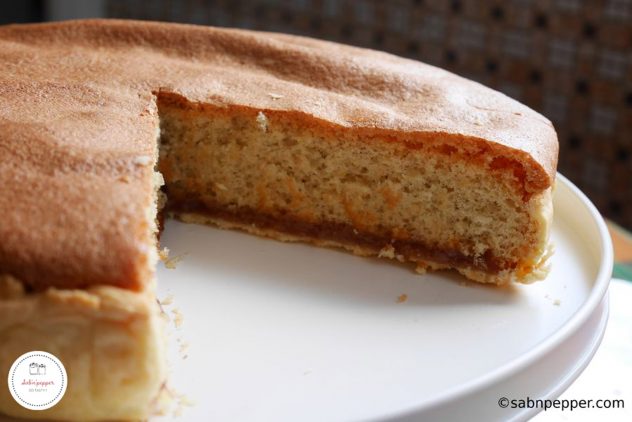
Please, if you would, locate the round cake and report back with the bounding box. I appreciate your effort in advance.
[0,19,557,420]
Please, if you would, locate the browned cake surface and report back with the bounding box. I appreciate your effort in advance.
[0,19,558,291]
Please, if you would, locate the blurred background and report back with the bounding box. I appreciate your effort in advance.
[2,0,631,232]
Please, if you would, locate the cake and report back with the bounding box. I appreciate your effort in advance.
[0,19,557,420]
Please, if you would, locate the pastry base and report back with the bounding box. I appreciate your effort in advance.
[172,211,552,285]
[0,276,166,421]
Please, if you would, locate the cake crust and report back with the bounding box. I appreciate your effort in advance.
[0,275,166,421]
[0,19,557,291]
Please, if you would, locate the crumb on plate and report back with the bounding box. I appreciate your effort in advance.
[171,308,184,328]
[164,253,185,269]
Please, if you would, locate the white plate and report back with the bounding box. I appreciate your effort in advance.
[155,174,612,421]
[399,295,609,421]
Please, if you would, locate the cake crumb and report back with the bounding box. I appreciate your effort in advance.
[118,175,130,183]
[215,182,228,191]
[268,92,284,100]
[256,111,268,132]
[152,383,171,417]
[179,341,190,357]
[378,244,395,259]
[470,114,485,126]
[159,247,170,262]
[172,392,195,418]
[133,155,152,166]
[157,384,194,419]
[164,253,185,269]
[396,294,408,303]
[553,299,561,306]
[414,265,427,275]
[171,308,184,328]
[158,309,170,322]
[160,293,174,306]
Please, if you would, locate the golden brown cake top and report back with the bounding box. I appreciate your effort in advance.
[0,19,558,291]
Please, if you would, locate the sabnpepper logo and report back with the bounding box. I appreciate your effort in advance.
[7,351,67,410]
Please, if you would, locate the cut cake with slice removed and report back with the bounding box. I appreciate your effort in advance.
[0,19,558,421]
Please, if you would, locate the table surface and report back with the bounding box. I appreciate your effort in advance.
[609,221,632,281]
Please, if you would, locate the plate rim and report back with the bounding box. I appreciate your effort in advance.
[511,294,610,422]
[376,173,614,418]
[386,294,610,422]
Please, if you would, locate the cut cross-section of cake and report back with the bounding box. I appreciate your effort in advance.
[157,93,554,285]
[0,19,557,421]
